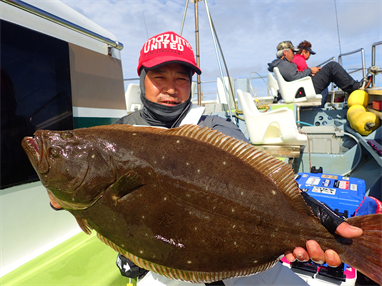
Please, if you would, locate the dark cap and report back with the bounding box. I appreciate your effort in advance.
[277,41,299,52]
[297,42,316,55]
[306,47,316,55]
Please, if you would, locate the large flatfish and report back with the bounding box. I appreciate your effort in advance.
[22,124,382,284]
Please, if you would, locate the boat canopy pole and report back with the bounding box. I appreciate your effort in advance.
[1,0,124,50]
[204,0,233,119]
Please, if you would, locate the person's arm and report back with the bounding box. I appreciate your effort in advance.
[278,59,312,81]
[310,67,321,76]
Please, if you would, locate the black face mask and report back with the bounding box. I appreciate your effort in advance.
[139,68,192,128]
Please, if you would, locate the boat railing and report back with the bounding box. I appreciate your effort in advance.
[371,41,382,66]
[248,73,269,97]
[338,48,366,78]
[317,57,336,67]
[1,0,124,50]
[371,41,382,87]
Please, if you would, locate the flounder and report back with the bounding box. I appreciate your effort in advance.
[22,124,382,284]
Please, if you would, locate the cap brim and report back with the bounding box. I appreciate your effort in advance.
[142,57,202,75]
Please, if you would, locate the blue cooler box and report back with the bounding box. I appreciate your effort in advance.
[295,172,366,218]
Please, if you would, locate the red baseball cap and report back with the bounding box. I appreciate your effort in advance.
[137,31,202,75]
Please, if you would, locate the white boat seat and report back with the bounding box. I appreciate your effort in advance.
[267,73,279,97]
[237,89,307,146]
[273,67,322,104]
[125,83,142,113]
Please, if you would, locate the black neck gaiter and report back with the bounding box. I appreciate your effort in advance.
[139,68,192,128]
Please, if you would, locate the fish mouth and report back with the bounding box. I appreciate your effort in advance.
[22,136,43,172]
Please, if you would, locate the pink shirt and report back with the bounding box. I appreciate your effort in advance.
[292,54,308,72]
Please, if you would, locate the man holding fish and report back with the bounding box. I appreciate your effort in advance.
[23,23,378,281]
[106,32,362,286]
[40,31,367,286]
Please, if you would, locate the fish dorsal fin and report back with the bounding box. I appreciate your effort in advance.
[96,231,279,283]
[163,124,314,217]
[110,170,145,198]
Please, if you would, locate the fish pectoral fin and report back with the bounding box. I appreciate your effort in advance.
[75,216,92,235]
[111,170,145,198]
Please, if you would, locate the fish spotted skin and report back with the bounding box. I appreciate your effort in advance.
[22,124,382,284]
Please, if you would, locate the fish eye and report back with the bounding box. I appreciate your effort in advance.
[61,132,73,139]
[49,148,60,158]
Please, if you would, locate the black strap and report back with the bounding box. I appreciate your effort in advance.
[301,192,344,234]
[205,281,225,285]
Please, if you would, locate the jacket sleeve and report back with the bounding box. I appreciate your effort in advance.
[198,115,250,142]
[278,59,312,81]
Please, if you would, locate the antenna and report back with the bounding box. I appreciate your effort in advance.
[334,0,342,55]
[142,11,149,39]
[180,0,189,36]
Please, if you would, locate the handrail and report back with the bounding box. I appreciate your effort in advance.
[317,57,335,67]
[338,48,366,78]
[371,41,382,66]
[1,0,124,50]
[371,41,382,87]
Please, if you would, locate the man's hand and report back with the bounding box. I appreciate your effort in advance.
[285,222,363,266]
[310,67,321,75]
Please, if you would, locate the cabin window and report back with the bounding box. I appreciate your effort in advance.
[1,20,73,189]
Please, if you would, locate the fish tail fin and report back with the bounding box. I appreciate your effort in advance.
[341,214,382,285]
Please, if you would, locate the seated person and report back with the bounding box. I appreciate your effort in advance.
[293,40,315,72]
[293,40,329,105]
[268,41,367,106]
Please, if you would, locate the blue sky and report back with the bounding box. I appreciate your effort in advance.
[62,0,381,99]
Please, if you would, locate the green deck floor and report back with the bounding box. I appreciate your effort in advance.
[1,232,135,286]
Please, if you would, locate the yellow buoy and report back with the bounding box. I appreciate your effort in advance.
[347,105,366,129]
[347,90,369,108]
[351,110,380,135]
